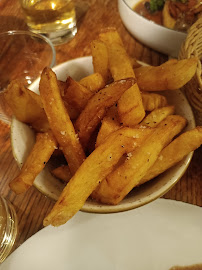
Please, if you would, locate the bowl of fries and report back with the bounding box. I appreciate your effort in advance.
[118,0,187,57]
[6,29,201,227]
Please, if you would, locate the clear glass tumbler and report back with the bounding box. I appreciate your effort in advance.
[0,196,18,263]
[19,0,77,45]
[0,30,56,123]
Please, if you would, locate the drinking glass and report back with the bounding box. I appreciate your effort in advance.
[0,196,18,263]
[19,0,77,45]
[0,30,56,123]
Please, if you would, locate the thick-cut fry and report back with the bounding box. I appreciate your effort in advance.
[39,67,86,175]
[96,105,121,147]
[96,106,175,146]
[134,58,198,91]
[92,115,187,205]
[75,78,136,148]
[140,106,175,127]
[118,84,145,126]
[79,73,105,92]
[52,165,72,182]
[43,127,153,226]
[58,80,79,120]
[141,92,168,111]
[140,126,202,184]
[99,28,145,126]
[99,29,134,80]
[4,80,49,132]
[91,40,111,83]
[62,76,93,112]
[9,131,57,194]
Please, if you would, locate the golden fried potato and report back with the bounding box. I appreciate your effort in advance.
[99,28,145,126]
[4,80,49,132]
[134,58,198,91]
[141,92,168,111]
[91,40,111,83]
[75,78,136,148]
[57,80,79,120]
[92,115,187,205]
[62,76,93,112]
[140,106,175,127]
[99,29,134,80]
[9,131,57,194]
[39,67,86,175]
[140,126,202,184]
[52,165,72,182]
[43,127,152,226]
[79,73,105,93]
[96,105,121,147]
[118,84,145,126]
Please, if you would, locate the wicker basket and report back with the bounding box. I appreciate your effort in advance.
[179,17,202,125]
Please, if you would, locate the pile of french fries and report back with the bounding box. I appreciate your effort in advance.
[4,28,202,227]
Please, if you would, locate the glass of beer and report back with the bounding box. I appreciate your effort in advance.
[19,0,77,45]
[0,196,18,263]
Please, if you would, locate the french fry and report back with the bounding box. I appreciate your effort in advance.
[79,73,105,92]
[99,29,134,80]
[96,106,175,146]
[39,67,86,175]
[9,131,57,194]
[140,126,202,184]
[140,106,175,127]
[52,165,72,182]
[141,92,168,111]
[92,115,187,205]
[130,57,142,69]
[91,40,111,83]
[118,84,145,126]
[99,28,145,126]
[62,76,93,112]
[96,105,121,147]
[75,77,136,148]
[58,80,79,120]
[4,80,49,132]
[134,58,198,91]
[43,127,153,226]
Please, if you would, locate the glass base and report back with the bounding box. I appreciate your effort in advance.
[0,197,18,263]
[31,25,77,46]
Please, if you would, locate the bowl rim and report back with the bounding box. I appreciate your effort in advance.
[0,30,56,68]
[119,0,187,36]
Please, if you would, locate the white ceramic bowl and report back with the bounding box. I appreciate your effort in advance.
[118,0,187,57]
[11,56,195,214]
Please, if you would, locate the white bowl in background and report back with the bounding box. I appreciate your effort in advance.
[118,0,187,57]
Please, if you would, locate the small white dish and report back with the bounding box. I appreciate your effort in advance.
[118,0,187,57]
[11,56,195,213]
[1,199,202,270]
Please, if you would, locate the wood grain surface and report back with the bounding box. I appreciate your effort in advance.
[0,0,201,255]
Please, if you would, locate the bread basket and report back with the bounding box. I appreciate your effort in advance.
[179,17,202,125]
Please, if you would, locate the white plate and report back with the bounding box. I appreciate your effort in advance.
[1,199,202,270]
[10,56,195,213]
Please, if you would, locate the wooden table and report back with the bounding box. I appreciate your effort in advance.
[0,0,201,254]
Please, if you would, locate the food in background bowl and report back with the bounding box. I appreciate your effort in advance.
[118,0,187,57]
[133,0,202,32]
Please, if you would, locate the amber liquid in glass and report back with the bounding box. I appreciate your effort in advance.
[20,0,77,44]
